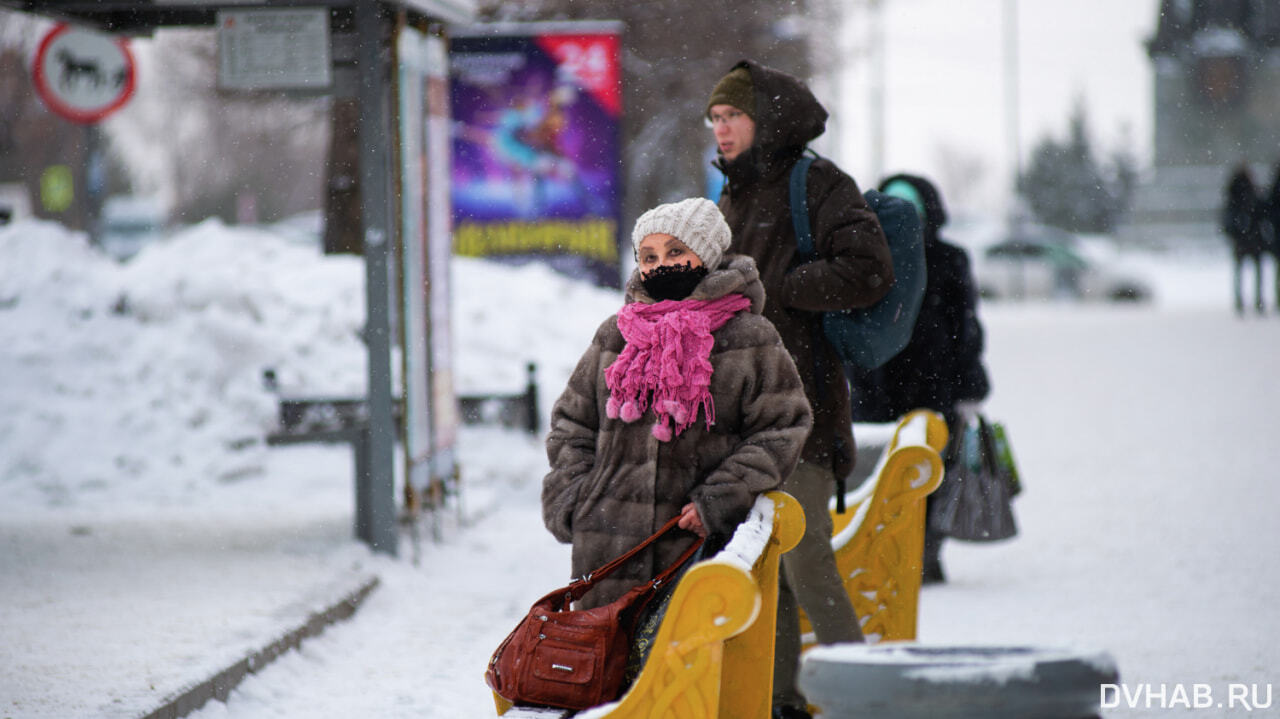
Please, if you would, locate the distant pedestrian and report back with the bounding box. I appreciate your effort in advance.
[707,59,894,719]
[1266,162,1280,312]
[847,173,991,583]
[1221,164,1268,315]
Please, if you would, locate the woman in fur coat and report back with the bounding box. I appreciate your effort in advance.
[542,197,813,610]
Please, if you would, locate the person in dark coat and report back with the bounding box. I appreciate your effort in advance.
[542,197,812,612]
[847,173,991,583]
[707,60,894,719]
[1222,164,1268,315]
[1266,162,1280,312]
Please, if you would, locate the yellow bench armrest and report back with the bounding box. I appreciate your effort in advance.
[803,410,947,645]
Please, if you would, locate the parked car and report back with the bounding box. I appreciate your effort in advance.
[266,209,324,246]
[99,195,166,261]
[0,182,32,225]
[970,223,1152,303]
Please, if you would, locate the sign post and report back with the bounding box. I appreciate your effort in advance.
[353,1,399,557]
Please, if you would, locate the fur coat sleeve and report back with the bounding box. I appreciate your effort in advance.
[541,317,612,544]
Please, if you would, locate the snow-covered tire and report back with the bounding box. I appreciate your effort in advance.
[798,644,1118,719]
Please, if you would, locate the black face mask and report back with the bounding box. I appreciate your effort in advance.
[640,263,709,301]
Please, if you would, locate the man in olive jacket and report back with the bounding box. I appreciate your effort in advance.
[708,59,894,718]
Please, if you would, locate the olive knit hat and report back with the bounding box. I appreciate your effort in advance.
[706,66,754,119]
[631,197,732,270]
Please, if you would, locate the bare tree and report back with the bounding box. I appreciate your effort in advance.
[105,28,330,225]
[322,97,361,254]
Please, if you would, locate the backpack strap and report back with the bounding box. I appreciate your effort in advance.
[788,152,850,513]
[789,154,816,259]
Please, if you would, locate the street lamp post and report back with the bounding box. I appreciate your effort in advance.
[1004,0,1021,218]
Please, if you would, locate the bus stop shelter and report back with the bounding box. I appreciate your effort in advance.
[0,0,476,556]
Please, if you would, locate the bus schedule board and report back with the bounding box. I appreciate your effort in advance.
[449,23,623,288]
[217,8,331,91]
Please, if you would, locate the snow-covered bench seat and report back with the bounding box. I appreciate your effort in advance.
[495,489,805,719]
[800,409,948,645]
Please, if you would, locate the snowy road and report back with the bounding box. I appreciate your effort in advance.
[918,306,1280,716]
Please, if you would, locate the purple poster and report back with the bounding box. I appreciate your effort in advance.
[450,23,623,287]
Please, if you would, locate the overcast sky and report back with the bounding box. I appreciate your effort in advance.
[825,0,1160,215]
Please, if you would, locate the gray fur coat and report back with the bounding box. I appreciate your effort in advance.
[542,254,812,608]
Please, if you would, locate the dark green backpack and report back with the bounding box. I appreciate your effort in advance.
[789,154,927,370]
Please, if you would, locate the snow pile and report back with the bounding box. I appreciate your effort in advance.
[1,220,358,508]
[712,493,777,575]
[451,256,622,406]
[0,219,621,512]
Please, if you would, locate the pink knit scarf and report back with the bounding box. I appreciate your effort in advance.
[604,293,752,441]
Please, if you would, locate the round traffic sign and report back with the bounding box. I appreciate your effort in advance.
[32,23,136,124]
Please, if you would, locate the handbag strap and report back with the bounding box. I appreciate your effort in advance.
[977,415,998,463]
[648,533,704,590]
[563,515,703,601]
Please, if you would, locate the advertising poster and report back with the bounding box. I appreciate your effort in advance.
[425,33,459,493]
[398,25,457,503]
[449,22,623,287]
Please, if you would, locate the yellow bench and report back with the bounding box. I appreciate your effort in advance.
[801,409,948,645]
[496,489,805,719]
[496,410,943,719]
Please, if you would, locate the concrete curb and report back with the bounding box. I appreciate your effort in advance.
[136,574,381,719]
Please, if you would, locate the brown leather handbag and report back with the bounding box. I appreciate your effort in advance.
[485,516,702,710]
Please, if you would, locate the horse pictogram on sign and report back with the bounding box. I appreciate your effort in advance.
[32,23,136,124]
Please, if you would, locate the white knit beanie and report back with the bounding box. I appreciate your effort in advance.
[631,197,732,270]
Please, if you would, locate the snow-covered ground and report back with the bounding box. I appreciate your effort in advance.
[2,219,1278,718]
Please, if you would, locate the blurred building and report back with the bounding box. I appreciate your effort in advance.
[1119,0,1280,247]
